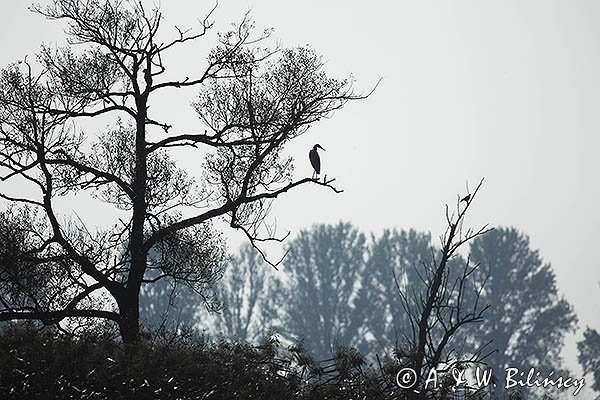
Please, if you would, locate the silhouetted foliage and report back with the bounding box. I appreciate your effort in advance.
[0,323,395,400]
[0,0,361,344]
[0,323,289,399]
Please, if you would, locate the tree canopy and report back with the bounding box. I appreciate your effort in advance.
[0,0,362,344]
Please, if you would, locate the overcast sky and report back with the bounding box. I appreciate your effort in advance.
[1,1,599,383]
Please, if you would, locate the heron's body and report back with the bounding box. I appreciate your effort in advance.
[309,144,325,178]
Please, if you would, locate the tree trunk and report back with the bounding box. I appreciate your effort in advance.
[118,294,141,345]
[119,92,148,346]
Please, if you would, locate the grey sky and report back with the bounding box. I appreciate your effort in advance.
[1,0,599,383]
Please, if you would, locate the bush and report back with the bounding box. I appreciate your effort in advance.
[0,323,394,400]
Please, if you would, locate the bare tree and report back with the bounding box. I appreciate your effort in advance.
[0,0,367,344]
[385,180,492,399]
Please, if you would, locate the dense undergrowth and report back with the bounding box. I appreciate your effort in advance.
[0,323,401,400]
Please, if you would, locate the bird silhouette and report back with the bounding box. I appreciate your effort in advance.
[309,144,325,179]
[460,194,471,203]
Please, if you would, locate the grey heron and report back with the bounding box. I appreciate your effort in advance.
[309,144,325,179]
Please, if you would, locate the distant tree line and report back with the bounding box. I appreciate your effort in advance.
[141,223,578,389]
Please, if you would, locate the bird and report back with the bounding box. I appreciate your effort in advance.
[460,194,471,203]
[309,144,325,179]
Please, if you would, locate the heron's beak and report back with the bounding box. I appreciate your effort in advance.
[319,146,326,151]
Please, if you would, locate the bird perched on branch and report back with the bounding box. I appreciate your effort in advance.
[309,144,325,179]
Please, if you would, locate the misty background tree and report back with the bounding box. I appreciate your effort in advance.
[198,243,283,342]
[0,0,364,344]
[462,228,577,383]
[278,222,369,359]
[272,225,442,359]
[577,286,600,395]
[578,327,600,394]
[140,243,282,341]
[362,228,435,355]
[138,269,205,331]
